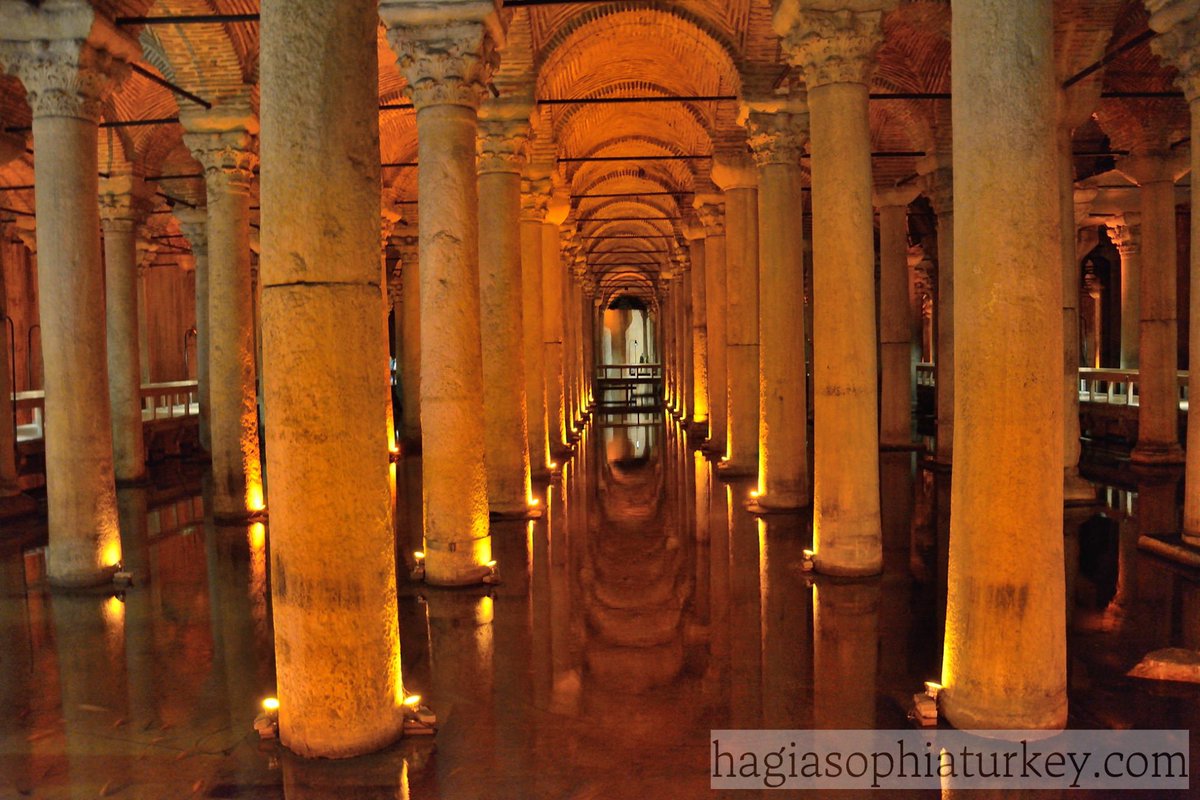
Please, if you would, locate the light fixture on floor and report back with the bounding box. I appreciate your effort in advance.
[411,550,425,581]
[402,692,437,736]
[483,559,500,585]
[910,681,939,727]
[255,696,279,740]
[801,549,815,572]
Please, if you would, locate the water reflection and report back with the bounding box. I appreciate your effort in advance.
[0,420,1198,797]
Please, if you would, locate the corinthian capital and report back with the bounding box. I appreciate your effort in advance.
[773,4,894,89]
[693,194,726,236]
[0,1,140,123]
[477,98,531,174]
[174,206,208,258]
[98,172,152,230]
[381,3,504,111]
[742,94,810,167]
[1147,0,1200,103]
[184,129,258,195]
[521,176,551,222]
[1107,213,1141,256]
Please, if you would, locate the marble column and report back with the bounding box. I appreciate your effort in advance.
[1061,134,1096,503]
[744,99,810,509]
[477,105,532,516]
[1147,1,1200,537]
[923,163,955,466]
[0,10,139,586]
[776,3,891,575]
[685,227,709,433]
[384,5,499,584]
[563,267,578,432]
[694,197,727,455]
[712,155,759,476]
[521,178,550,475]
[260,0,403,757]
[875,186,920,449]
[1122,153,1185,465]
[942,0,1067,730]
[395,229,421,447]
[99,175,149,485]
[1107,214,1141,369]
[183,113,265,520]
[581,278,596,412]
[0,225,24,504]
[176,206,211,450]
[679,267,692,420]
[543,202,570,459]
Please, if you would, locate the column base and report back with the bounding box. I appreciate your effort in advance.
[813,552,883,578]
[746,494,810,515]
[1130,442,1185,466]
[489,505,542,521]
[47,564,121,590]
[922,453,953,473]
[423,562,494,587]
[940,688,1067,734]
[1139,535,1200,568]
[213,508,269,525]
[1063,470,1096,506]
[115,474,151,489]
[716,460,756,479]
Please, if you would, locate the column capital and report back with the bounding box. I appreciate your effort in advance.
[1147,0,1200,103]
[773,4,894,89]
[1107,212,1141,256]
[381,3,503,112]
[0,2,140,123]
[520,176,551,222]
[1118,151,1189,185]
[711,152,757,191]
[381,186,404,246]
[183,124,258,196]
[873,183,920,209]
[742,94,810,167]
[477,111,530,175]
[135,236,158,271]
[174,206,208,257]
[693,193,726,235]
[1073,186,1099,226]
[98,172,152,231]
[920,167,952,217]
[12,217,37,256]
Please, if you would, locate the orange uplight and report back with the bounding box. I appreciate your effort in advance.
[262,697,280,712]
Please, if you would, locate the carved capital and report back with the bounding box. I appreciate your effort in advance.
[921,167,952,216]
[386,20,498,111]
[775,8,890,89]
[174,206,208,258]
[744,107,809,167]
[477,116,529,174]
[520,176,551,222]
[693,194,726,236]
[1148,1,1200,103]
[1107,213,1141,257]
[184,129,257,196]
[4,40,130,122]
[98,173,152,229]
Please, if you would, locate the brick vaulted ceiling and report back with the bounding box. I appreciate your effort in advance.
[0,0,1191,279]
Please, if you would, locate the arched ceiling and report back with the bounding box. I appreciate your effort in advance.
[0,0,1191,284]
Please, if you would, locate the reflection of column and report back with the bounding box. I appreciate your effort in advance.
[713,155,759,476]
[759,516,812,729]
[100,175,149,484]
[478,104,532,516]
[1107,215,1141,369]
[745,100,810,508]
[694,197,727,454]
[813,581,879,729]
[1122,154,1184,465]
[942,0,1066,731]
[520,180,549,473]
[727,484,761,726]
[262,0,403,755]
[875,187,919,448]
[684,226,709,431]
[176,207,211,450]
[777,4,888,576]
[1,15,137,586]
[183,112,265,520]
[1148,5,1200,539]
[384,5,499,584]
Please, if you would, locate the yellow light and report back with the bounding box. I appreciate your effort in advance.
[403,693,422,708]
[486,560,497,569]
[248,522,266,551]
[103,595,125,627]
[413,550,425,561]
[548,462,557,469]
[246,482,266,513]
[749,489,760,498]
[101,540,122,569]
[528,497,540,507]
[262,697,280,712]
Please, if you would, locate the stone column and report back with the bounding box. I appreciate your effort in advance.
[685,227,709,432]
[941,0,1067,730]
[694,197,727,455]
[99,175,149,485]
[542,202,570,458]
[1108,214,1141,369]
[1121,153,1185,465]
[0,224,24,504]
[183,113,265,520]
[562,266,578,432]
[679,266,693,420]
[744,99,810,508]
[1062,137,1096,503]
[922,162,955,466]
[477,104,532,516]
[0,8,139,586]
[395,229,421,447]
[260,0,404,757]
[521,178,549,475]
[1147,1,1200,537]
[712,155,759,476]
[384,5,500,584]
[776,3,891,575]
[176,206,211,450]
[581,277,596,412]
[875,186,920,449]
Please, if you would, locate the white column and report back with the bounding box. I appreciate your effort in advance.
[875,186,920,449]
[175,206,211,450]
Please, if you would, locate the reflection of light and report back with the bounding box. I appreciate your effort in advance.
[528,497,540,507]
[413,550,425,562]
[548,461,558,470]
[262,696,280,712]
[247,482,266,513]
[103,595,125,627]
[749,489,760,499]
[403,693,422,708]
[248,522,266,551]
